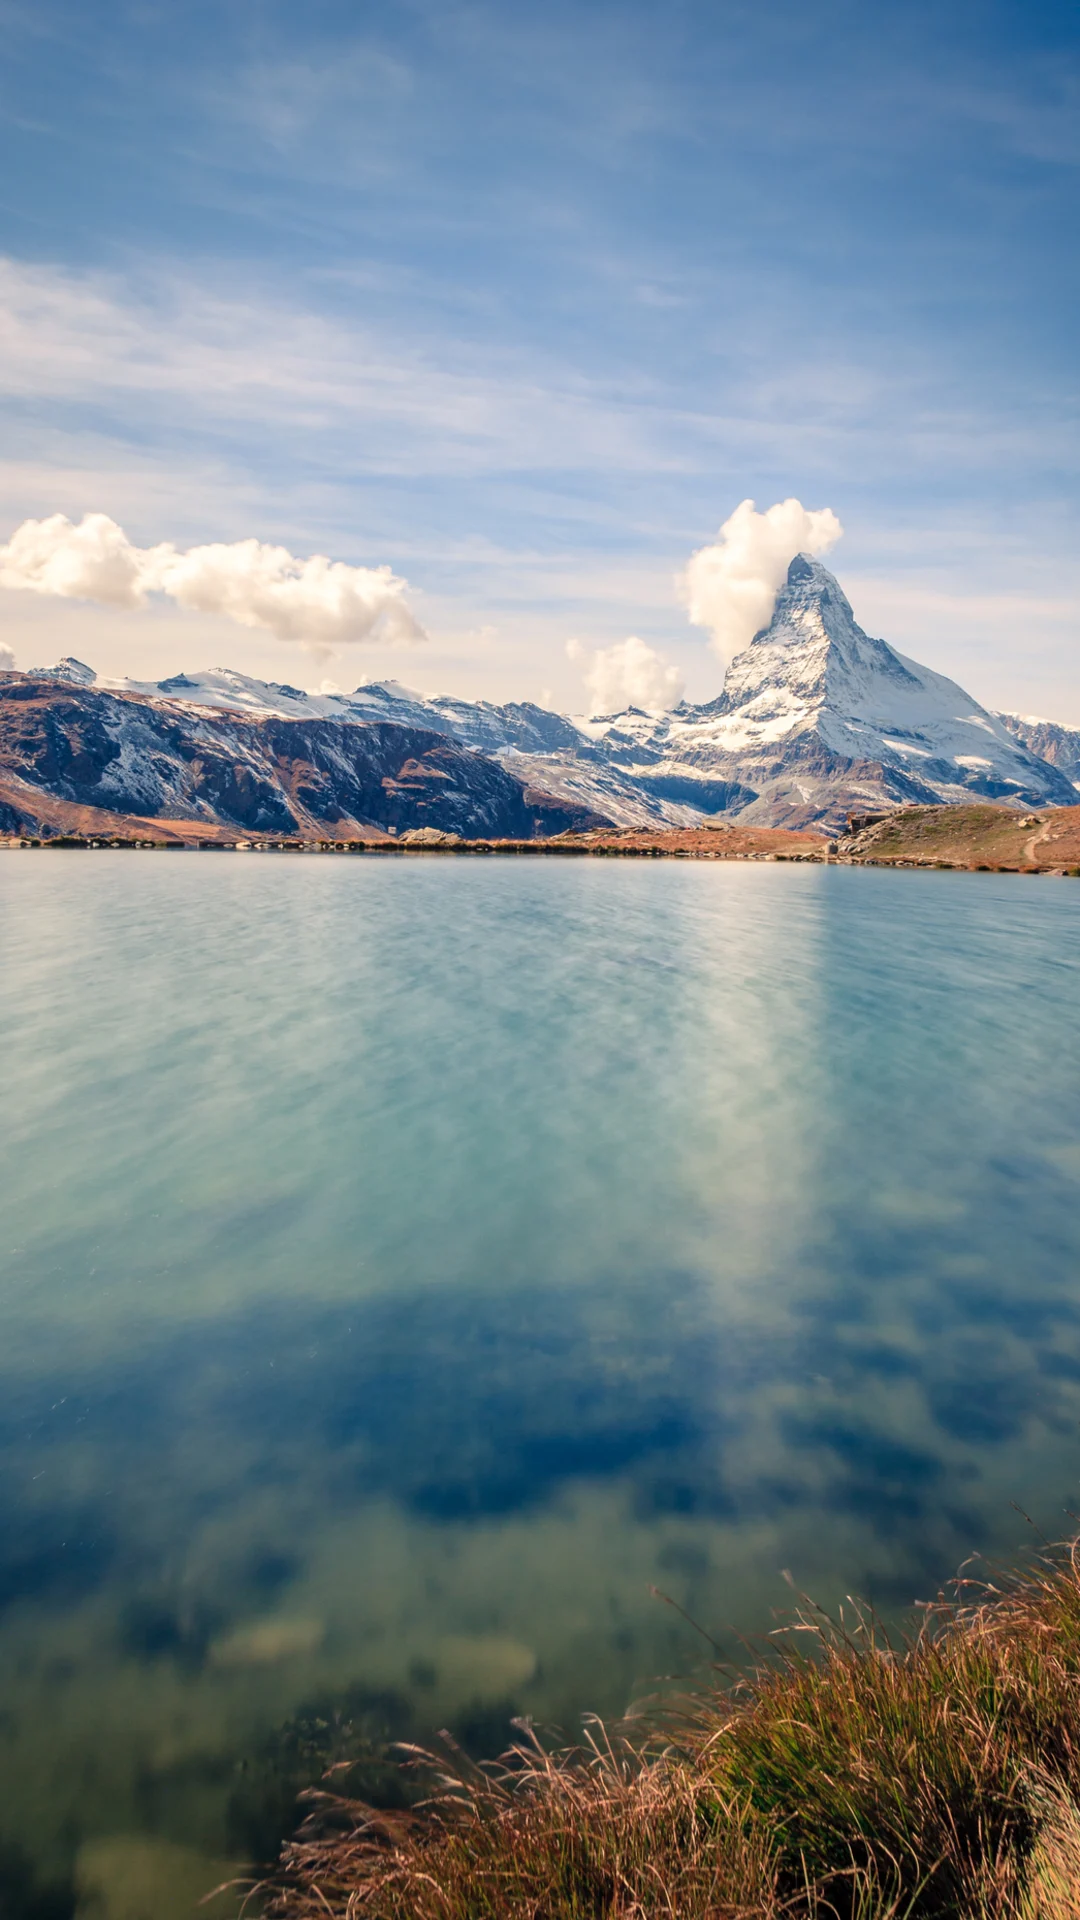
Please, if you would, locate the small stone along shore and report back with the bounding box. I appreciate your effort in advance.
[4,803,1080,872]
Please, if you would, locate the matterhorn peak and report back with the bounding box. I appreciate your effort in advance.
[751,554,864,655]
[719,551,879,720]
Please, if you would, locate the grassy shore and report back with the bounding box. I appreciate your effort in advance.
[264,1544,1080,1918]
[838,804,1080,874]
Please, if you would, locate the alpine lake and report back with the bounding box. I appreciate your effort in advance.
[2,851,1079,1916]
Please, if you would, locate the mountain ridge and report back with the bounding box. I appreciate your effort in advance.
[8,556,1077,836]
[0,675,606,841]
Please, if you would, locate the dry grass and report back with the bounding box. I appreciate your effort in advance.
[263,1544,1080,1919]
[844,804,1080,872]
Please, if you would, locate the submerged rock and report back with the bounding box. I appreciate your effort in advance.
[431,1633,537,1699]
[208,1616,324,1666]
[75,1836,244,1920]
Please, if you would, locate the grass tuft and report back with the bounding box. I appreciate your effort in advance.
[262,1543,1080,1918]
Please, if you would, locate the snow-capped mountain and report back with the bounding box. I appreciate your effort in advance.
[22,557,1077,832]
[565,556,1077,827]
[35,661,700,828]
[0,671,606,841]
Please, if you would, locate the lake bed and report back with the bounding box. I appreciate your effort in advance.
[1,855,1079,1908]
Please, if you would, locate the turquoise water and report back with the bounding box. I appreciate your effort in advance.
[2,853,1080,1908]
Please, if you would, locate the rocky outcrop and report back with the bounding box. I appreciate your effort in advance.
[836,801,1080,871]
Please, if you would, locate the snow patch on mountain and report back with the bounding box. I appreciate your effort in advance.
[30,655,98,685]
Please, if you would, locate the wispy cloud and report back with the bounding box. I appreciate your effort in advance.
[6,254,1073,496]
[923,63,1080,168]
[0,256,676,479]
[0,240,1075,709]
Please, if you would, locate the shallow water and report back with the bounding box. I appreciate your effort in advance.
[1,853,1079,1906]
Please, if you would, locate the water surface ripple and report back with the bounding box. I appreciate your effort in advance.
[1,855,1079,1897]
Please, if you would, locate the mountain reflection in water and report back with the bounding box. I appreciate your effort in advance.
[0,854,1078,1909]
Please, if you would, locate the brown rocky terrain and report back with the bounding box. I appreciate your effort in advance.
[534,823,827,857]
[0,805,828,857]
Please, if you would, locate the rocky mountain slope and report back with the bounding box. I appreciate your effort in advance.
[996,711,1080,791]
[0,675,604,841]
[9,557,1077,836]
[97,662,698,829]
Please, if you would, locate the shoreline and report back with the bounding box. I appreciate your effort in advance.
[5,802,1080,873]
[4,835,1080,875]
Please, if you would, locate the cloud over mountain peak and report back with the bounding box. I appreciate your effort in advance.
[681,498,843,667]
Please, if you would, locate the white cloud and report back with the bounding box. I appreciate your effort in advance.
[0,642,14,672]
[0,512,145,608]
[0,513,425,653]
[567,634,684,714]
[681,497,843,665]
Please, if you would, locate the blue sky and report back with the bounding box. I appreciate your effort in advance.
[0,0,1077,714]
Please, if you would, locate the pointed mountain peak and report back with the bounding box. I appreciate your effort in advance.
[754,554,859,650]
[722,549,925,732]
[787,552,835,585]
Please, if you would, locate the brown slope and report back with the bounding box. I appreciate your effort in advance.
[841,802,1080,869]
[0,768,401,843]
